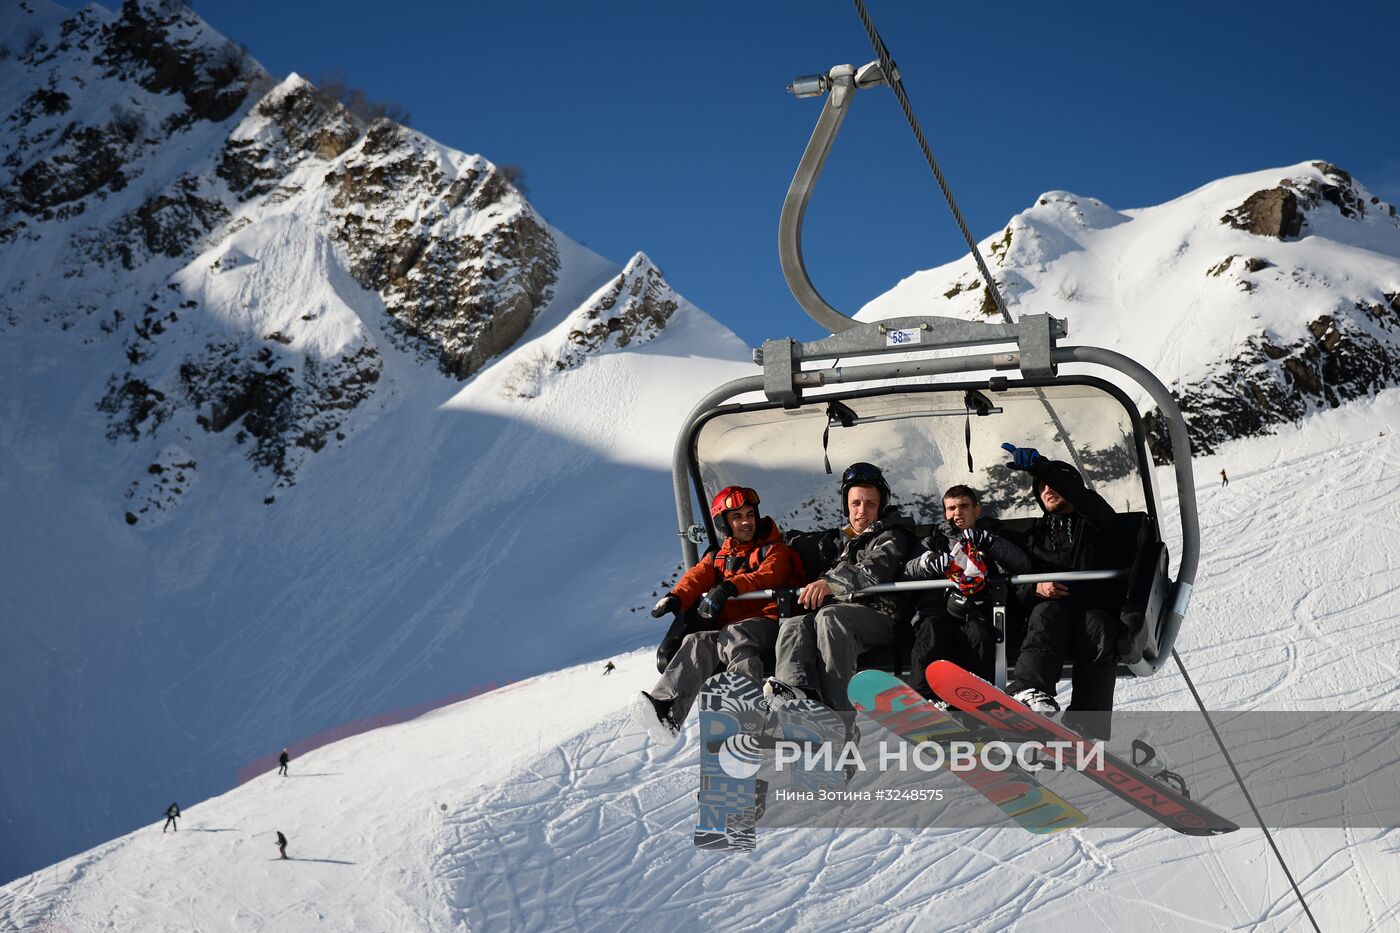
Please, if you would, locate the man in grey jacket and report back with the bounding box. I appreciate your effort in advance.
[766,462,917,712]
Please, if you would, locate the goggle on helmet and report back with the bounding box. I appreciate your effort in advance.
[709,486,761,538]
[840,461,890,516]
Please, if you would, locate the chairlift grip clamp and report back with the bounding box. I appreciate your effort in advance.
[759,337,801,408]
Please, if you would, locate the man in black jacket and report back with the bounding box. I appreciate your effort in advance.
[1001,443,1122,728]
[767,462,917,712]
[904,484,1031,702]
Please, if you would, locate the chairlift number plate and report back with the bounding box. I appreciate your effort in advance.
[885,328,921,347]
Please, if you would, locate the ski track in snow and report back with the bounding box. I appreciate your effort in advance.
[435,407,1400,931]
[8,396,1400,928]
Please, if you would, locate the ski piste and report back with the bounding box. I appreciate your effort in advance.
[848,670,1086,834]
[926,661,1239,836]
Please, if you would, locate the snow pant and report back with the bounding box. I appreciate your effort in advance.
[163,817,177,832]
[774,603,896,711]
[650,616,778,724]
[278,763,288,776]
[656,610,717,674]
[1008,599,1119,738]
[908,605,998,701]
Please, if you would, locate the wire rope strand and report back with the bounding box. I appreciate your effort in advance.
[1173,649,1321,932]
[851,0,1008,320]
[850,0,1091,483]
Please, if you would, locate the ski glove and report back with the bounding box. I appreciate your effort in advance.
[961,528,994,550]
[1001,443,1042,471]
[696,581,737,620]
[921,552,953,577]
[650,594,681,619]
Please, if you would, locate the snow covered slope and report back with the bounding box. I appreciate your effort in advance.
[5,391,1400,930]
[0,0,756,883]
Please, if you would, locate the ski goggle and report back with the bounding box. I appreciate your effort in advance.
[841,462,884,485]
[713,486,760,513]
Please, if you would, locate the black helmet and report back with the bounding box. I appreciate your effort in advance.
[839,462,889,517]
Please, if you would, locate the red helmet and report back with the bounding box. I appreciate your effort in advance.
[709,486,761,538]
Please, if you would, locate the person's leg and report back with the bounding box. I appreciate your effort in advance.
[1065,608,1120,739]
[716,617,778,686]
[650,630,723,726]
[813,604,896,711]
[960,612,999,684]
[774,613,820,697]
[1008,600,1074,697]
[908,605,962,700]
[907,615,939,700]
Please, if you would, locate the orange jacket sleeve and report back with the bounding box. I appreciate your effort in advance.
[669,552,720,610]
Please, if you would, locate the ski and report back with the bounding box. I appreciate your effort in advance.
[926,660,1238,836]
[848,670,1087,834]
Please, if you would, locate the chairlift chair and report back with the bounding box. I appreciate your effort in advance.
[669,60,1198,685]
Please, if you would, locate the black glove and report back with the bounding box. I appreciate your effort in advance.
[1001,442,1042,471]
[696,581,737,620]
[650,594,680,619]
[961,528,994,550]
[920,552,953,577]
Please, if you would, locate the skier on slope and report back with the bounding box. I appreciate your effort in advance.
[631,486,805,744]
[764,462,918,712]
[275,830,288,859]
[903,484,1031,704]
[278,748,290,777]
[162,802,180,832]
[999,444,1122,737]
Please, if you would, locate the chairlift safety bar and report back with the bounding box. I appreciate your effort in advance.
[730,568,1127,601]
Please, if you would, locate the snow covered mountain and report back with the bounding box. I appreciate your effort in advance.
[0,0,754,884]
[4,0,1400,917]
[860,161,1400,459]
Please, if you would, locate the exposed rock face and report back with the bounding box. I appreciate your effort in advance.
[325,125,559,379]
[1221,188,1303,238]
[499,253,678,400]
[1145,301,1400,460]
[94,0,253,125]
[559,254,676,369]
[217,79,360,200]
[0,0,591,508]
[1220,162,1391,239]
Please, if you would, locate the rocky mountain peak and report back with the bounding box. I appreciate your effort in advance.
[0,0,683,522]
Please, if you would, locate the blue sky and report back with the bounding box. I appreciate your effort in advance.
[173,1,1400,345]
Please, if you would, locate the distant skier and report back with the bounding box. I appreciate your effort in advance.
[162,802,180,833]
[278,748,290,777]
[601,661,616,676]
[1220,468,1229,487]
[276,830,288,859]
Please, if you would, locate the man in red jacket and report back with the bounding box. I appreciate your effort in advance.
[631,486,805,745]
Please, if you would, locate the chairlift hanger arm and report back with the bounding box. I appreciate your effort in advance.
[779,61,890,335]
